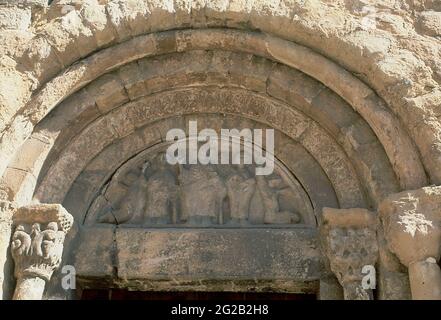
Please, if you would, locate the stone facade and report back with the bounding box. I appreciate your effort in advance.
[0,0,440,300]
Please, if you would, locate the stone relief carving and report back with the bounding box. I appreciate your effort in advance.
[12,222,66,281]
[320,208,378,300]
[379,186,441,299]
[10,204,73,300]
[87,148,315,227]
[11,205,73,280]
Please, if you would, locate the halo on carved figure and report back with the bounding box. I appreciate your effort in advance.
[85,135,316,227]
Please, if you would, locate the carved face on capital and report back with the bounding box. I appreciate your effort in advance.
[41,222,64,260]
[11,224,31,257]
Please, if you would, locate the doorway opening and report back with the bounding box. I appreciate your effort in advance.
[80,289,316,300]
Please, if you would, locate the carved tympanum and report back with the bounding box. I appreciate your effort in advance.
[86,146,315,227]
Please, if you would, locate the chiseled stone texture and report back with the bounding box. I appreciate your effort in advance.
[379,186,441,267]
[0,0,439,188]
[0,0,441,301]
[320,208,378,300]
[418,11,441,37]
[75,227,320,293]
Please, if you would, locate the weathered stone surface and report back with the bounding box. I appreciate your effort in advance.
[320,208,378,300]
[35,88,369,212]
[86,73,129,114]
[74,226,114,279]
[115,228,319,286]
[318,275,344,300]
[379,186,441,266]
[418,11,441,37]
[0,167,36,205]
[300,122,366,209]
[87,139,313,227]
[378,269,411,300]
[11,203,73,300]
[1,0,441,301]
[408,258,441,300]
[73,226,321,293]
[376,223,412,300]
[380,186,441,300]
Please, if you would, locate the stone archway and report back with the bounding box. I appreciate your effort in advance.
[1,0,440,300]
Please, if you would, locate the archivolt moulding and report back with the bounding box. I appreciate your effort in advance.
[0,29,427,198]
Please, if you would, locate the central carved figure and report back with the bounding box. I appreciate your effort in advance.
[143,155,178,225]
[180,164,226,225]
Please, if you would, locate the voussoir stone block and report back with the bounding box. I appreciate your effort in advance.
[87,73,129,114]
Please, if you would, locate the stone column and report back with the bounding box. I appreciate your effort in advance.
[10,203,73,300]
[319,272,344,300]
[379,186,441,300]
[376,224,411,300]
[0,200,16,299]
[320,208,378,300]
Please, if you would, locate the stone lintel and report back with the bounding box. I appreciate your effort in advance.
[75,226,320,293]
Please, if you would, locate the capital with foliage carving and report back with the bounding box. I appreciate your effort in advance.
[11,204,73,299]
[320,208,378,300]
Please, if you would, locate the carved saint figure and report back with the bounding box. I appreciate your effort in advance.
[91,147,311,226]
[179,164,226,225]
[143,154,178,225]
[98,161,152,224]
[226,165,256,223]
[256,175,301,224]
[117,163,151,224]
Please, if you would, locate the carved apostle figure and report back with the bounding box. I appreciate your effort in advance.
[143,154,178,225]
[98,162,150,224]
[256,175,301,224]
[179,164,226,225]
[30,223,43,257]
[41,222,64,262]
[226,165,256,223]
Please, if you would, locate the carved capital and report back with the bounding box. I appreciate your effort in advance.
[320,208,378,300]
[379,186,441,266]
[11,204,73,281]
[379,186,441,300]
